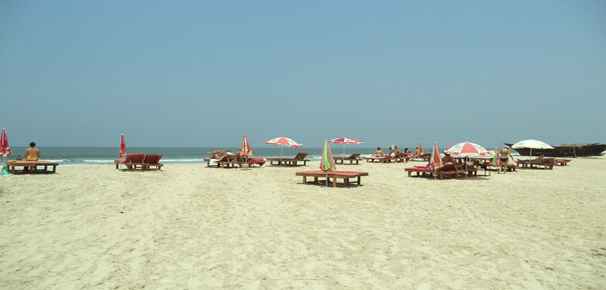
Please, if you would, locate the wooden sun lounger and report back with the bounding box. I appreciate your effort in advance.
[405,165,433,177]
[115,153,163,170]
[363,156,392,163]
[295,170,369,187]
[554,159,571,166]
[517,158,555,170]
[333,153,361,165]
[266,152,309,167]
[7,160,59,174]
[142,154,163,170]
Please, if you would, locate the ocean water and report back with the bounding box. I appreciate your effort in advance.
[7,146,386,164]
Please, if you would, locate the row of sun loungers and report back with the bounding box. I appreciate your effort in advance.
[114,153,164,170]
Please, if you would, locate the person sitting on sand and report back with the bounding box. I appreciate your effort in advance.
[442,152,456,165]
[390,146,401,158]
[373,147,385,157]
[25,142,40,161]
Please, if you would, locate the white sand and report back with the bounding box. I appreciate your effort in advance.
[1,157,605,289]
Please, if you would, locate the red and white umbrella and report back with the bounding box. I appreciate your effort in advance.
[445,141,489,157]
[329,137,362,145]
[265,137,302,148]
[240,135,252,157]
[0,128,11,158]
[119,134,127,158]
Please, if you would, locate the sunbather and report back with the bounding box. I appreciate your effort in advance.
[25,142,40,161]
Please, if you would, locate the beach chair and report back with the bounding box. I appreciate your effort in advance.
[554,159,571,166]
[267,152,309,166]
[115,153,145,170]
[519,157,554,169]
[333,153,361,165]
[405,165,433,177]
[296,170,369,187]
[142,154,163,170]
[363,155,393,163]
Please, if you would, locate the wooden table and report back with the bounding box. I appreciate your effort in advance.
[296,170,369,187]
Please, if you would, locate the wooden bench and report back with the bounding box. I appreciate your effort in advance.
[296,170,369,187]
[7,160,59,174]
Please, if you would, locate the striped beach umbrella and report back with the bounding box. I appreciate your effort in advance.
[329,137,362,145]
[240,135,252,157]
[119,134,127,158]
[265,136,302,148]
[445,141,489,157]
[430,144,443,170]
[329,137,362,154]
[0,128,10,158]
[320,140,336,172]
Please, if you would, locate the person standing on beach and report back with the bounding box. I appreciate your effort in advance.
[25,142,40,161]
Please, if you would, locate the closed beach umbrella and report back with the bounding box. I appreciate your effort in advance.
[512,139,553,156]
[430,144,443,170]
[240,135,252,157]
[445,141,489,157]
[320,140,336,172]
[0,128,10,158]
[119,134,127,158]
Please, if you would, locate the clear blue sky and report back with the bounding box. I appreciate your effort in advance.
[1,0,604,147]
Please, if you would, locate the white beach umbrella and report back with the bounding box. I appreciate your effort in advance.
[512,139,554,157]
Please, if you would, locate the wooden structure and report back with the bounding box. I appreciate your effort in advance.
[115,153,163,170]
[333,153,361,165]
[296,170,369,187]
[267,152,309,167]
[7,160,59,174]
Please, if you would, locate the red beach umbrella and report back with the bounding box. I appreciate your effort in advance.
[265,137,302,148]
[0,128,10,158]
[329,137,362,145]
[430,144,443,170]
[445,141,489,157]
[119,134,127,158]
[240,135,252,157]
[329,137,362,154]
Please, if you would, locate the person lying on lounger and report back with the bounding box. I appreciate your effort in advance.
[24,142,40,161]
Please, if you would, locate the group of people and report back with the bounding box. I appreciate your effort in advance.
[373,145,409,158]
[372,145,428,160]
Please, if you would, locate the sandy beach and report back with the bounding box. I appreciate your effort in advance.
[1,157,605,289]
